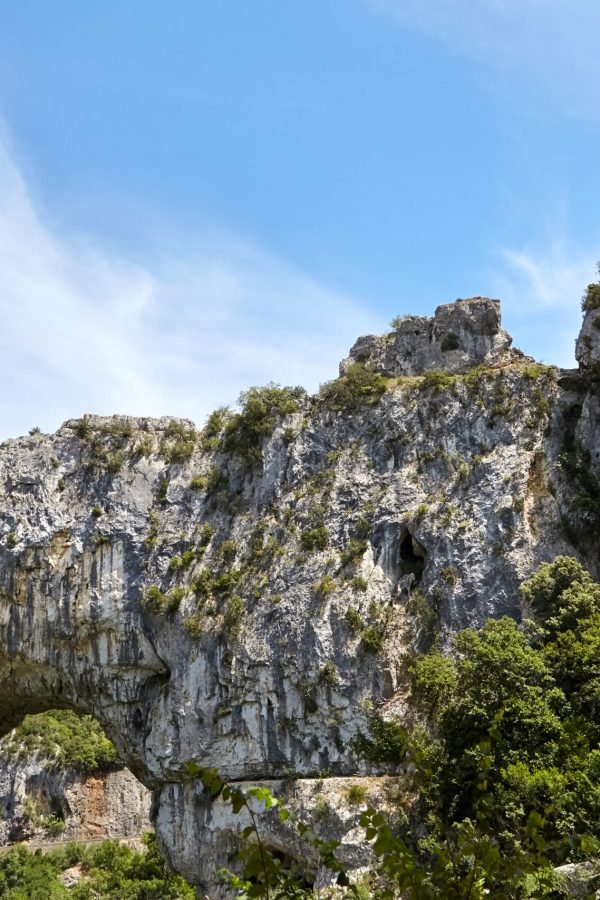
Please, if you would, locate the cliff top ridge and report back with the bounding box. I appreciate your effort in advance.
[341,296,530,378]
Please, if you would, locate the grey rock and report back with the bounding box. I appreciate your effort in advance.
[0,298,596,895]
[576,305,600,376]
[0,753,151,846]
[340,297,527,377]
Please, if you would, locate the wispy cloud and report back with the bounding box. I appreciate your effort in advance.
[0,136,381,441]
[490,243,597,366]
[369,0,600,119]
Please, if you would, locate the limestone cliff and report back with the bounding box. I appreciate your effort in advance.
[0,298,598,895]
[0,751,151,847]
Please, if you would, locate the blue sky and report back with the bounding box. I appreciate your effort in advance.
[1,0,599,439]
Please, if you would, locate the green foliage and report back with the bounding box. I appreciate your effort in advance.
[581,263,600,311]
[300,525,328,552]
[340,538,368,568]
[144,510,160,549]
[519,555,600,634]
[394,559,600,892]
[314,575,336,597]
[198,523,215,546]
[168,549,196,571]
[389,314,415,329]
[184,766,344,899]
[133,434,153,458]
[319,363,388,412]
[222,384,305,465]
[345,606,386,652]
[223,594,246,637]
[345,784,368,806]
[360,624,385,653]
[188,466,228,494]
[142,585,186,614]
[345,606,363,632]
[157,478,169,504]
[318,661,339,684]
[219,538,237,564]
[0,833,195,898]
[419,370,458,392]
[160,437,196,464]
[72,417,92,439]
[70,419,137,476]
[201,406,230,451]
[2,710,118,773]
[183,612,204,638]
[351,576,368,592]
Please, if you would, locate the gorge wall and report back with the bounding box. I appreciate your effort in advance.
[0,297,598,895]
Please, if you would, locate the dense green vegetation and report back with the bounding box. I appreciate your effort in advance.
[352,556,600,896]
[319,363,388,412]
[0,834,195,899]
[1,710,118,774]
[204,557,600,898]
[222,384,305,465]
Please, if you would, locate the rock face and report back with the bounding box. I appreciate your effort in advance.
[576,305,600,377]
[0,297,598,895]
[0,755,151,846]
[341,297,525,377]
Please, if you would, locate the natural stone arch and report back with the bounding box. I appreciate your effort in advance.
[0,536,169,777]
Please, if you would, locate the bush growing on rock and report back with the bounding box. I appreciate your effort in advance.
[581,263,600,312]
[222,383,305,465]
[319,363,388,412]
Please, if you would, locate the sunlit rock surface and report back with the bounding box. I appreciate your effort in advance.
[0,298,597,894]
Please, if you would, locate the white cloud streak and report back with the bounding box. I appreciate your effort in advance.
[490,243,597,366]
[0,138,380,441]
[369,0,600,119]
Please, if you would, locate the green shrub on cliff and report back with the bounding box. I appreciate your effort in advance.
[581,263,600,311]
[222,383,305,465]
[319,363,387,412]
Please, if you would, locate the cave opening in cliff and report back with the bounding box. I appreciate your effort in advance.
[399,532,426,583]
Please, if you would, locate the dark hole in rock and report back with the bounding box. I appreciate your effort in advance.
[371,522,427,591]
[441,331,460,352]
[399,533,426,583]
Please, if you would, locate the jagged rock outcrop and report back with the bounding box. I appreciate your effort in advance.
[341,297,527,377]
[576,304,600,377]
[0,297,597,894]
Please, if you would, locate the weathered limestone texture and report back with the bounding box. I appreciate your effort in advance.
[576,305,600,376]
[340,298,526,377]
[0,298,597,894]
[0,756,151,846]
